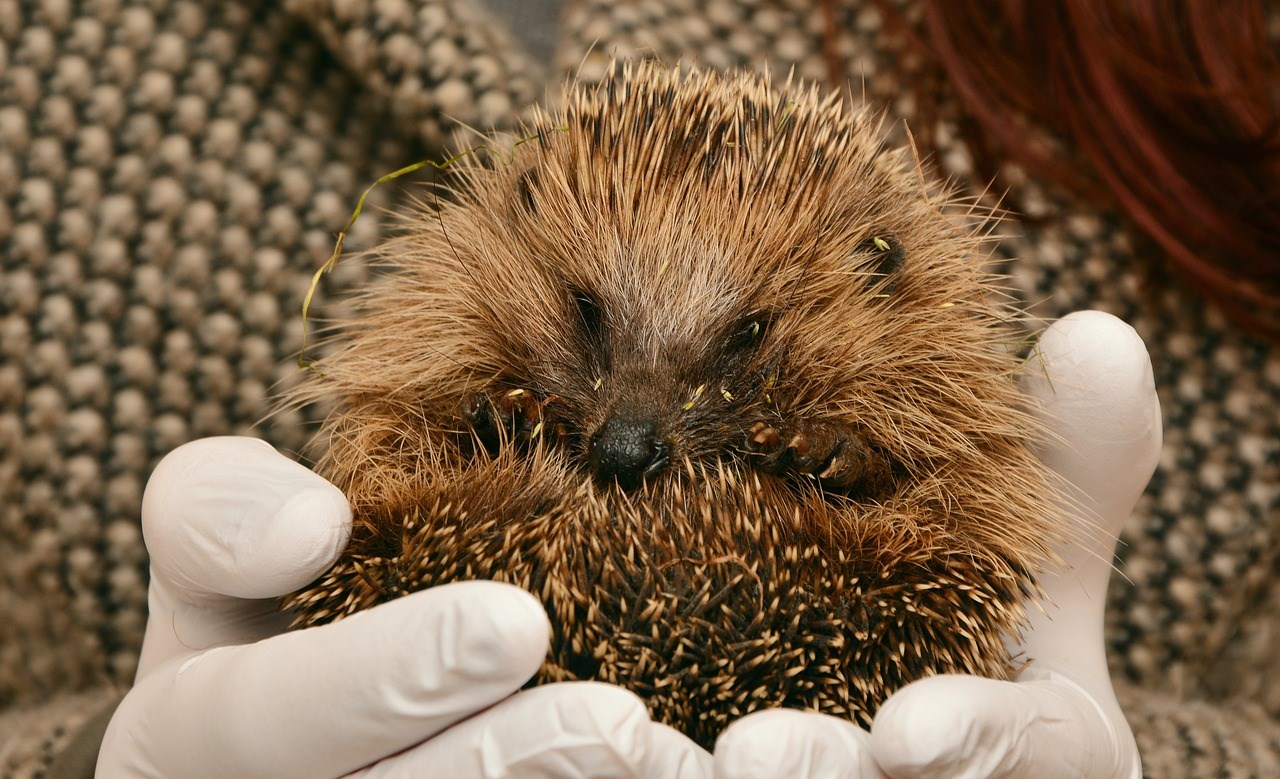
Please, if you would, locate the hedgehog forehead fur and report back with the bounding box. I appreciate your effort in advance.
[291,62,1062,746]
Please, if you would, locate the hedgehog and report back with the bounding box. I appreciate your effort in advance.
[285,62,1060,749]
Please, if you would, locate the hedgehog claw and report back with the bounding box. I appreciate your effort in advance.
[461,393,488,426]
[748,423,781,449]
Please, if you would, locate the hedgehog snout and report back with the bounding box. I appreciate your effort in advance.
[587,413,670,489]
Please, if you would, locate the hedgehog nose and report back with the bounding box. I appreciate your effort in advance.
[588,415,669,488]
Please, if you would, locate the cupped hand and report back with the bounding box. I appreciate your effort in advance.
[713,310,1160,779]
[97,436,711,778]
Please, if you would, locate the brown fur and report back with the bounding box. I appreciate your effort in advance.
[286,63,1060,748]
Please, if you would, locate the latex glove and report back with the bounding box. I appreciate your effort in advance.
[97,436,712,778]
[714,310,1160,779]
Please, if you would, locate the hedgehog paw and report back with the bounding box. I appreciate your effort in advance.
[461,388,565,453]
[746,420,894,497]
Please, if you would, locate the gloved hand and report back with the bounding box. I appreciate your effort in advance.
[713,310,1160,779]
[97,436,712,778]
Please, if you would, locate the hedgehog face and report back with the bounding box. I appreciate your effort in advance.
[463,211,910,495]
[291,64,1059,747]
[304,60,1051,581]
[356,70,982,503]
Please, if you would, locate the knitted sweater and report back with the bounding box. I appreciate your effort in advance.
[2,2,1277,777]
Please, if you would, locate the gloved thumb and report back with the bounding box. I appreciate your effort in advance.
[139,436,351,673]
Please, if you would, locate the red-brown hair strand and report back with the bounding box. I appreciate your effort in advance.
[912,0,1280,338]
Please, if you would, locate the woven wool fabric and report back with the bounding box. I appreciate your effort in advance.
[2,1,1278,777]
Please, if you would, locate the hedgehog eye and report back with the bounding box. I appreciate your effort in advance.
[570,287,604,340]
[857,232,906,293]
[725,313,771,353]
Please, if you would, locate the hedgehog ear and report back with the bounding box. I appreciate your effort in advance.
[855,231,905,294]
[517,169,539,213]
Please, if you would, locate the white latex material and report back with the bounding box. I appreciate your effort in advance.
[714,311,1159,778]
[714,709,889,779]
[97,437,712,778]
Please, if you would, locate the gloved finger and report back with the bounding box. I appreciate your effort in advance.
[344,683,711,779]
[143,436,352,601]
[137,436,352,673]
[714,709,888,779]
[869,674,1131,779]
[1016,311,1155,775]
[1022,310,1161,551]
[99,581,549,779]
[646,723,714,778]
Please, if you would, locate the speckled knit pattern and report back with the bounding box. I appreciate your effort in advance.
[552,1,1280,776]
[0,0,538,770]
[0,689,119,779]
[282,0,540,145]
[1116,680,1280,778]
[3,0,378,705]
[4,0,1278,776]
